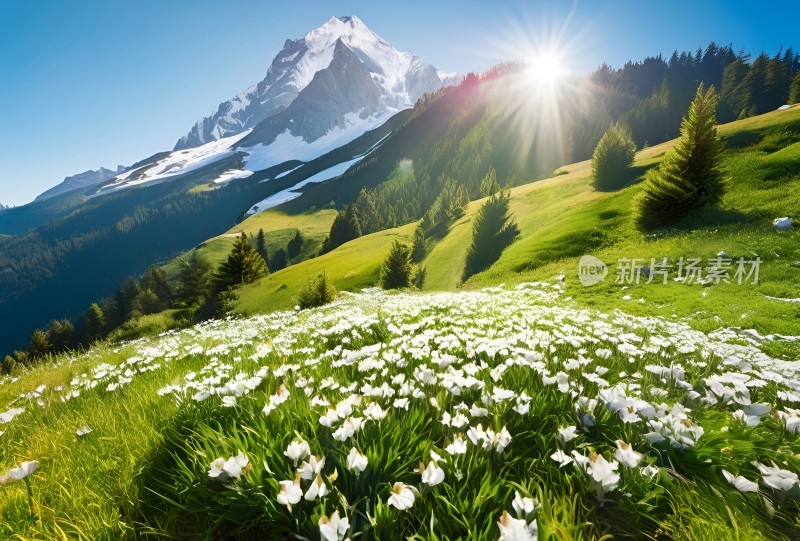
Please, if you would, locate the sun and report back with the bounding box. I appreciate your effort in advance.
[525,51,567,87]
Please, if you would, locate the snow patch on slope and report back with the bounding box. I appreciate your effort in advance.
[94,131,251,195]
[246,156,362,215]
[242,109,394,171]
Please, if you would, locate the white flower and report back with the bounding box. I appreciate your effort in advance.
[497,510,537,541]
[558,426,578,444]
[451,412,469,428]
[755,462,799,493]
[470,403,489,417]
[221,395,237,408]
[614,440,643,468]
[550,449,573,468]
[299,455,325,480]
[420,460,445,486]
[208,457,226,479]
[489,425,511,454]
[277,474,303,509]
[388,482,418,510]
[346,447,368,474]
[284,440,311,466]
[640,464,659,479]
[76,425,92,437]
[721,469,759,493]
[513,401,530,415]
[512,491,540,518]
[332,417,364,441]
[573,451,619,499]
[445,435,468,455]
[319,408,340,427]
[319,509,350,541]
[222,451,249,479]
[393,397,409,410]
[7,461,38,480]
[364,402,387,421]
[304,472,328,501]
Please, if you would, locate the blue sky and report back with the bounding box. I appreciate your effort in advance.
[1,0,798,205]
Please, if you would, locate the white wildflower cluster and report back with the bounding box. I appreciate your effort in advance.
[2,284,799,532]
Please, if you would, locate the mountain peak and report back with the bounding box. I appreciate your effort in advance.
[173,16,458,151]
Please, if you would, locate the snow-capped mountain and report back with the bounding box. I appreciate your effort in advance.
[174,15,459,151]
[35,165,126,201]
[90,15,459,201]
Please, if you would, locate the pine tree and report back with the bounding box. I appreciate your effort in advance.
[28,329,52,360]
[212,232,269,293]
[411,226,426,263]
[48,319,74,352]
[141,266,172,308]
[462,190,520,281]
[380,241,413,289]
[134,289,161,315]
[480,166,501,197]
[634,84,725,230]
[270,248,288,272]
[790,71,800,104]
[2,355,18,375]
[322,207,362,253]
[297,270,337,309]
[591,122,636,190]
[255,229,269,262]
[352,188,381,234]
[177,253,213,306]
[84,303,106,343]
[287,230,303,259]
[12,350,30,367]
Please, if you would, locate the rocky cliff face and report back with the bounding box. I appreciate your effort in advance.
[35,165,126,201]
[174,16,459,151]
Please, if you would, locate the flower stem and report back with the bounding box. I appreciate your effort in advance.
[23,477,35,518]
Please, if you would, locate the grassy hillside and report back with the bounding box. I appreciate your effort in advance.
[1,287,799,539]
[161,208,339,285]
[229,105,800,353]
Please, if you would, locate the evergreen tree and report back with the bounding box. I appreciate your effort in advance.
[1,355,18,375]
[322,207,362,253]
[270,248,289,272]
[352,188,381,234]
[134,289,162,315]
[591,122,636,190]
[380,241,413,289]
[480,166,501,197]
[48,319,74,352]
[255,229,269,263]
[635,84,725,230]
[412,266,427,289]
[790,71,800,104]
[84,303,106,343]
[212,232,269,293]
[177,253,213,306]
[12,350,29,367]
[141,266,172,308]
[28,329,52,360]
[411,226,426,263]
[462,190,520,281]
[297,270,337,309]
[110,277,142,325]
[287,230,303,259]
